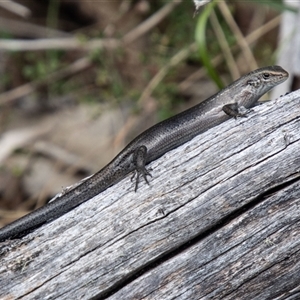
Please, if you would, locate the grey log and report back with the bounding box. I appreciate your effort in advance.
[1,90,300,300]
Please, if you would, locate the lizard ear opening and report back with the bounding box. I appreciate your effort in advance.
[246,79,255,86]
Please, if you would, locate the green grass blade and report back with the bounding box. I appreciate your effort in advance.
[195,0,224,89]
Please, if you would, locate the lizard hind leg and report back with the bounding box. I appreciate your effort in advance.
[131,145,152,192]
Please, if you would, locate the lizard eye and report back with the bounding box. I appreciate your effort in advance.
[263,73,270,79]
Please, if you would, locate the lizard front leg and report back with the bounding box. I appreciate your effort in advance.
[222,103,253,118]
[131,145,152,191]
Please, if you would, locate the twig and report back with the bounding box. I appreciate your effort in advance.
[33,141,90,171]
[0,0,186,113]
[218,1,258,69]
[138,12,282,104]
[138,43,197,105]
[0,0,183,52]
[0,0,31,18]
[179,15,281,92]
[246,15,281,45]
[210,10,240,80]
[0,0,186,104]
[0,58,92,106]
[123,0,183,44]
[0,37,120,51]
[112,0,186,147]
[112,38,194,147]
[0,17,71,38]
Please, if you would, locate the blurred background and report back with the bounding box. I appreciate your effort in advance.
[0,0,298,227]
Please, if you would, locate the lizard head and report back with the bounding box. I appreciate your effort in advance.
[245,65,289,95]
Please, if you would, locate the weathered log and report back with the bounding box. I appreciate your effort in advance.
[1,90,300,300]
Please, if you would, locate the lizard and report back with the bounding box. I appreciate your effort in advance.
[0,65,288,242]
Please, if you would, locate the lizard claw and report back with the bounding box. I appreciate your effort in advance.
[132,145,152,191]
[131,167,152,192]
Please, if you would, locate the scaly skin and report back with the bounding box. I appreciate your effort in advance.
[0,65,289,242]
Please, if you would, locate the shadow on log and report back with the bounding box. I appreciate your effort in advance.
[1,90,300,299]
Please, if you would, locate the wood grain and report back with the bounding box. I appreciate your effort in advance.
[0,90,300,300]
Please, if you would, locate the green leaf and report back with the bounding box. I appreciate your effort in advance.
[195,0,224,89]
